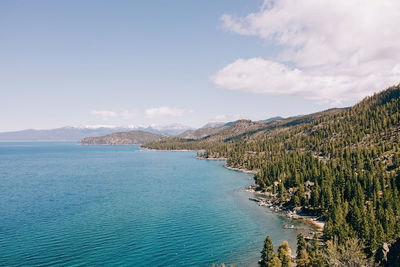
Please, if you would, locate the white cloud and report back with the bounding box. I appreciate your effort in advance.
[212,57,392,104]
[145,106,192,119]
[214,114,228,121]
[119,110,138,120]
[91,109,137,120]
[212,114,242,122]
[216,0,400,103]
[91,110,117,120]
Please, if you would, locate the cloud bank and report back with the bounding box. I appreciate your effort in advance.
[91,109,137,120]
[145,106,192,119]
[91,110,117,120]
[214,0,400,103]
[212,114,243,122]
[92,107,192,121]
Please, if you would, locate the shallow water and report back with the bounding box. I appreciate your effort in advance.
[0,142,305,266]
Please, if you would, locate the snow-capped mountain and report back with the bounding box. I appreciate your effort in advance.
[0,124,193,141]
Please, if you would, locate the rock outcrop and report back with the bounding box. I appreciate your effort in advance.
[375,238,400,266]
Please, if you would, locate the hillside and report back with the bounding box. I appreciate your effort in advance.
[178,123,228,140]
[137,123,192,136]
[0,127,131,141]
[144,109,345,151]
[144,119,268,150]
[78,130,165,145]
[208,85,400,255]
[145,84,400,259]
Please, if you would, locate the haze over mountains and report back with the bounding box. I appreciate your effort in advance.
[0,115,308,143]
[0,124,193,141]
[144,108,347,150]
[78,113,344,146]
[78,121,235,145]
[78,130,165,145]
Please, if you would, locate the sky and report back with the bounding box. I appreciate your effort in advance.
[1,0,400,131]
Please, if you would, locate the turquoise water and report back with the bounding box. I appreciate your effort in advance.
[0,142,305,266]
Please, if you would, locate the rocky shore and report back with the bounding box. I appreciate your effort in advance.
[144,148,205,152]
[196,156,258,174]
[242,184,325,232]
[197,155,325,232]
[223,165,258,174]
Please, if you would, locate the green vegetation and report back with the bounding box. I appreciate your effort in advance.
[323,237,367,266]
[260,236,292,267]
[263,233,367,266]
[145,84,400,260]
[78,130,164,145]
[277,241,292,267]
[208,86,400,254]
[295,233,325,266]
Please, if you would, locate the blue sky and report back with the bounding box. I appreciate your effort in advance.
[2,0,399,131]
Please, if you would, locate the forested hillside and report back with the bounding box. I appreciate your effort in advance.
[79,130,165,145]
[144,109,345,151]
[178,122,228,140]
[145,85,400,256]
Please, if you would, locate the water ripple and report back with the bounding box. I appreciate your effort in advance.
[0,143,307,266]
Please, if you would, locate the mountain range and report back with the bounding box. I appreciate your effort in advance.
[78,130,165,145]
[77,117,290,145]
[0,124,193,141]
[143,109,346,150]
[0,118,288,143]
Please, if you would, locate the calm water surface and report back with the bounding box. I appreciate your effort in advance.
[0,142,306,266]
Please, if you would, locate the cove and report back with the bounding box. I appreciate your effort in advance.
[0,142,308,266]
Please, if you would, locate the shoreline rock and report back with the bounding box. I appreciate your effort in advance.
[142,148,205,152]
[195,156,226,160]
[189,153,325,232]
[196,156,258,174]
[223,165,258,174]
[244,185,325,232]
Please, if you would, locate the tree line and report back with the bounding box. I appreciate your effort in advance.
[146,85,400,262]
[202,86,400,255]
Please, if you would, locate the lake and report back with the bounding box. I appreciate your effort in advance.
[0,142,306,266]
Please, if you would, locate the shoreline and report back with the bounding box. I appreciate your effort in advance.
[223,165,258,174]
[196,156,226,161]
[196,156,258,174]
[242,186,325,232]
[142,147,205,152]
[197,155,325,231]
[78,143,142,146]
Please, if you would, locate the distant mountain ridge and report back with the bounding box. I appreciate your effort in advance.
[0,124,192,141]
[78,130,165,145]
[178,117,286,140]
[0,127,128,141]
[264,116,284,122]
[136,123,193,136]
[178,122,229,140]
[1,117,291,142]
[144,111,346,150]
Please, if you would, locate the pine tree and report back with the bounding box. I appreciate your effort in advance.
[278,241,292,267]
[260,236,281,267]
[296,233,309,267]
